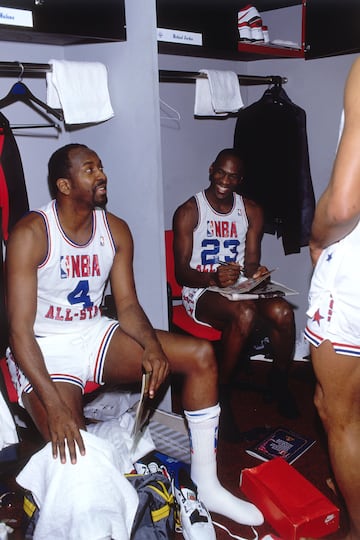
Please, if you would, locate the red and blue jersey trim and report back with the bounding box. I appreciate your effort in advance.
[23,373,85,394]
[93,320,119,383]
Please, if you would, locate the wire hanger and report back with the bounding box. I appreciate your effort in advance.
[160,98,181,123]
[0,62,64,127]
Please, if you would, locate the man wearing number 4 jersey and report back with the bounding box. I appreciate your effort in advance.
[173,148,298,441]
[5,144,263,535]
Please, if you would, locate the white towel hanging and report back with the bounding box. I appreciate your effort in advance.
[194,69,243,116]
[46,59,114,125]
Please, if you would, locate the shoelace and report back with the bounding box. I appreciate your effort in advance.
[178,487,209,520]
[174,486,211,532]
[213,521,259,540]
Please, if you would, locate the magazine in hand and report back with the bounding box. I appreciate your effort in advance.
[245,426,316,464]
[131,371,152,441]
[208,269,298,301]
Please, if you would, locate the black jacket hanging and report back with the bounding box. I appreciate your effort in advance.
[234,86,315,255]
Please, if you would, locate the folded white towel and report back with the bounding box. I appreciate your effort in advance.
[16,431,138,540]
[194,69,243,116]
[46,59,114,125]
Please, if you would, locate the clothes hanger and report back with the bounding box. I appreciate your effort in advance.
[0,109,59,131]
[263,80,281,95]
[261,79,287,105]
[160,98,181,123]
[9,123,61,131]
[0,62,64,123]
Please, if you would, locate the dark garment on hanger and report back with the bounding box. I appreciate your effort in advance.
[0,210,7,356]
[233,86,315,255]
[0,113,29,355]
[0,112,29,241]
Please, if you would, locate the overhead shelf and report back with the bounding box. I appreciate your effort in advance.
[237,41,304,60]
[158,41,304,61]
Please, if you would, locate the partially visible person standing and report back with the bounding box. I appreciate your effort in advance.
[305,57,360,539]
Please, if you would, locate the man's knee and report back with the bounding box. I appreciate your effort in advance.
[232,302,257,332]
[268,300,294,329]
[191,339,217,376]
[314,382,357,434]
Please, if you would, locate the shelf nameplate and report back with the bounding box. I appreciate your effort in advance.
[0,6,33,28]
[157,27,202,46]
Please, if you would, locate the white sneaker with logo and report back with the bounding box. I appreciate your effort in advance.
[250,21,264,43]
[174,483,216,540]
[238,21,252,42]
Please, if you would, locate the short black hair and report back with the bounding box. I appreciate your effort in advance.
[47,143,89,199]
[213,148,244,166]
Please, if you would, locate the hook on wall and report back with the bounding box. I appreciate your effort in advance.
[17,62,24,81]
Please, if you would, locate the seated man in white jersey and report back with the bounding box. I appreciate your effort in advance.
[5,143,263,534]
[305,56,360,540]
[173,148,298,442]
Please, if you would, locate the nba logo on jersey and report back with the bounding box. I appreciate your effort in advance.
[60,256,69,279]
[206,220,238,238]
[60,255,101,279]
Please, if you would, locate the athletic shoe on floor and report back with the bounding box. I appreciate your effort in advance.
[174,471,216,540]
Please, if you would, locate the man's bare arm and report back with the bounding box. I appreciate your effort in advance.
[107,214,170,398]
[6,213,85,463]
[310,56,360,265]
[243,198,266,277]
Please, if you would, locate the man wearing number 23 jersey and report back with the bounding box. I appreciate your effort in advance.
[173,148,298,441]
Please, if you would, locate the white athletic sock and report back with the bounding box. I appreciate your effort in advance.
[185,404,264,526]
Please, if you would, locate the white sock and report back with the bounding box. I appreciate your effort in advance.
[185,404,264,526]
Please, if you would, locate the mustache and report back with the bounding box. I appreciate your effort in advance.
[95,180,107,189]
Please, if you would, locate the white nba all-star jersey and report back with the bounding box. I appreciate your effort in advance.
[190,190,248,272]
[33,200,116,335]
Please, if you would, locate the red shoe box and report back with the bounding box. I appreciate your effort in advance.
[240,457,339,539]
